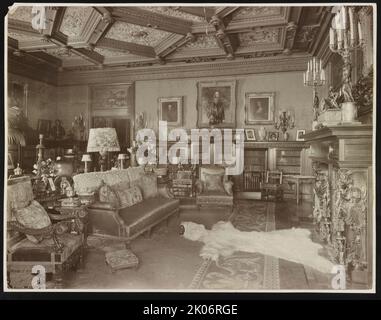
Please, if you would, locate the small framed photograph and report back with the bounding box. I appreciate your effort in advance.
[268,131,279,142]
[245,92,275,125]
[158,97,183,126]
[245,129,256,141]
[296,129,306,141]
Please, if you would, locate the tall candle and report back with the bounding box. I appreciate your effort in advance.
[329,28,335,46]
[319,59,322,71]
[337,29,343,48]
[303,72,306,84]
[349,7,355,43]
[358,21,363,43]
[341,6,347,29]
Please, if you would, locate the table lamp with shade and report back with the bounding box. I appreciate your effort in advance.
[117,153,128,169]
[81,154,92,173]
[87,128,120,171]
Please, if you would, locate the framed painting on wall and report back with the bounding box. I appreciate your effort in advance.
[245,92,275,125]
[158,97,183,127]
[197,80,236,128]
[90,83,134,113]
[8,81,28,117]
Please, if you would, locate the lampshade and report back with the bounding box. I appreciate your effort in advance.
[87,128,120,153]
[117,153,127,160]
[81,154,92,162]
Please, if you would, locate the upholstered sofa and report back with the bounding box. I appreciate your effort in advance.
[73,167,179,241]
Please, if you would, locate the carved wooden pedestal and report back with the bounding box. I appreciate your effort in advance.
[304,125,373,288]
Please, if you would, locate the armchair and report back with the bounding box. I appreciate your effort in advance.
[260,170,284,201]
[195,166,234,212]
[6,177,85,289]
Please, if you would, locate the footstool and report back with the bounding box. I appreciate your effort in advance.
[105,249,139,272]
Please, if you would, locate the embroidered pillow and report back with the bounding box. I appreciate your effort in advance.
[204,173,225,192]
[115,186,143,209]
[15,200,52,243]
[138,174,158,199]
[98,181,120,209]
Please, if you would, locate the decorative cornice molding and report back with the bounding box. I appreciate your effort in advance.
[57,54,310,85]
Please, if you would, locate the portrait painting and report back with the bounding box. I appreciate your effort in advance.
[158,97,182,126]
[296,129,306,141]
[197,80,236,128]
[245,92,275,124]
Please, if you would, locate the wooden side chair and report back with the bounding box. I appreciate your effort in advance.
[260,170,284,201]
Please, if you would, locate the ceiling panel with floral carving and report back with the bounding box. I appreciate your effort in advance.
[106,21,172,46]
[143,6,204,22]
[238,27,281,46]
[231,6,282,20]
[59,6,94,37]
[8,6,32,22]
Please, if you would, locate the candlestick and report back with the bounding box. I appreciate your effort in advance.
[330,28,335,46]
[358,21,363,43]
[342,6,347,29]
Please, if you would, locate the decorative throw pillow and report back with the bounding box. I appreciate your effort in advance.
[98,181,120,209]
[138,174,158,199]
[115,186,143,209]
[204,173,225,192]
[223,181,233,196]
[15,200,52,244]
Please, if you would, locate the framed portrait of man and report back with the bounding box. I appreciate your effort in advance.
[245,92,275,124]
[197,80,236,128]
[158,97,183,127]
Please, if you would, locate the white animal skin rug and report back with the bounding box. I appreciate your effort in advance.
[181,220,334,274]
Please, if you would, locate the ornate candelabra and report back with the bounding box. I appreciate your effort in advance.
[329,6,365,122]
[303,57,326,125]
[274,110,295,141]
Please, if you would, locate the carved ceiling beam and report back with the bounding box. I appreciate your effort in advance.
[210,15,236,60]
[154,33,196,59]
[41,7,66,37]
[112,7,192,35]
[215,7,240,18]
[70,48,105,65]
[175,7,215,19]
[83,8,115,45]
[27,51,63,68]
[283,21,298,55]
[8,19,41,37]
[308,8,334,55]
[97,37,156,58]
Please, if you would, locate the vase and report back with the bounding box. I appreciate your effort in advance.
[130,153,137,167]
[341,102,358,122]
[258,126,267,141]
[283,132,289,141]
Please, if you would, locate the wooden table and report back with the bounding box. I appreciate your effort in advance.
[283,175,315,205]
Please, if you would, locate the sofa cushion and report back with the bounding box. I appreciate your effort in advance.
[119,197,179,237]
[137,173,158,199]
[204,172,225,192]
[14,200,52,244]
[115,185,143,209]
[98,181,120,208]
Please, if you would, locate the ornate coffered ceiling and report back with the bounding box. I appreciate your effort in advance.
[7,5,333,73]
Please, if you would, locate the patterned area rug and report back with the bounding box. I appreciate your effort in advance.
[188,201,280,290]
